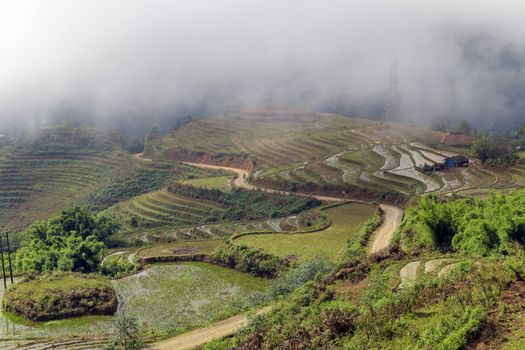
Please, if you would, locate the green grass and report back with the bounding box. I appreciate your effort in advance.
[112,263,269,335]
[5,273,112,302]
[518,151,525,159]
[138,240,221,258]
[4,273,116,322]
[183,175,232,192]
[235,202,377,261]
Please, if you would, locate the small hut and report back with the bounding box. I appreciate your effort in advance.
[443,155,469,168]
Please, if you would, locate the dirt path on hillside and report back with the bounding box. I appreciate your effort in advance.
[133,152,151,162]
[183,162,403,253]
[368,204,404,253]
[146,161,404,350]
[150,307,271,350]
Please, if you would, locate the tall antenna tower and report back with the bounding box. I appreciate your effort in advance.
[384,57,400,120]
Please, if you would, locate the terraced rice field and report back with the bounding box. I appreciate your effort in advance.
[109,188,226,228]
[112,263,269,333]
[235,202,377,261]
[0,152,131,230]
[118,208,327,244]
[150,111,523,196]
[138,240,221,259]
[397,258,468,289]
[0,263,267,347]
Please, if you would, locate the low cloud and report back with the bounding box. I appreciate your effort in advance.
[1,0,525,132]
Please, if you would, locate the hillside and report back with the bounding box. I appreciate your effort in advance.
[200,190,525,350]
[2,115,525,349]
[0,127,220,234]
[146,111,525,200]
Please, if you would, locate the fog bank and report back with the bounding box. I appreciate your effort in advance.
[1,0,525,132]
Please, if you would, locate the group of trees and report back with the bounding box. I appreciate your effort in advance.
[397,191,525,256]
[472,135,518,168]
[469,123,525,168]
[15,206,119,273]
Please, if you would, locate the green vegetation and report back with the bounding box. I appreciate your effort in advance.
[168,184,322,221]
[101,252,139,278]
[235,202,377,261]
[14,126,121,154]
[183,175,232,192]
[138,240,220,259]
[268,255,334,298]
[396,191,525,256]
[346,209,383,261]
[89,162,223,210]
[212,240,290,278]
[88,163,174,210]
[109,187,226,230]
[206,241,525,350]
[4,273,117,321]
[472,135,518,168]
[4,114,525,348]
[15,206,117,273]
[112,263,269,335]
[107,312,143,350]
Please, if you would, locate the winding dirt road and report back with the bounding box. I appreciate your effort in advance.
[150,307,271,350]
[183,162,403,253]
[146,160,404,350]
[368,204,404,253]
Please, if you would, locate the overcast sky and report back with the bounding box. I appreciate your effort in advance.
[1,0,525,131]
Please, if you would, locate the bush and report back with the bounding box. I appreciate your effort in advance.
[397,191,525,256]
[212,241,290,278]
[269,255,334,298]
[101,257,138,278]
[472,135,518,168]
[107,312,142,350]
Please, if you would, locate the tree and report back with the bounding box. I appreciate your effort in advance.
[472,135,518,168]
[15,206,118,273]
[109,312,142,350]
[457,119,472,135]
[515,124,525,147]
[130,216,138,228]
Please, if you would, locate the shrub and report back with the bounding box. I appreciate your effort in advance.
[101,257,138,278]
[472,135,518,168]
[107,311,142,350]
[269,255,334,298]
[397,191,525,256]
[212,241,290,278]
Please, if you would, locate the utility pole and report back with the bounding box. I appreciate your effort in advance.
[384,57,401,121]
[5,230,13,284]
[0,233,6,289]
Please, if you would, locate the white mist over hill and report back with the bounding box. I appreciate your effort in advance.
[1,0,525,131]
